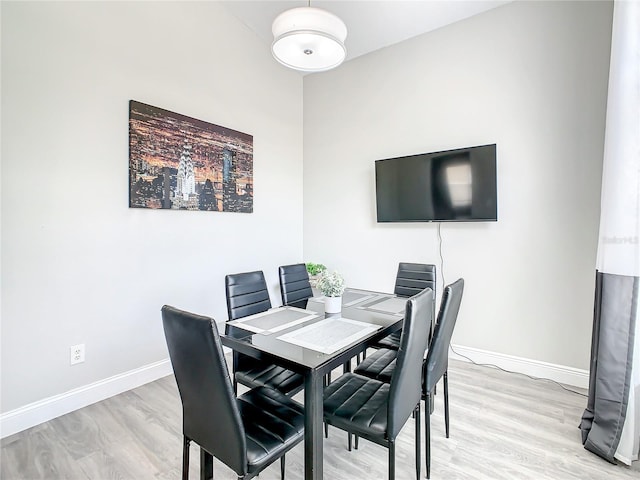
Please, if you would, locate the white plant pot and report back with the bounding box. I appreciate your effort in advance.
[324,295,342,314]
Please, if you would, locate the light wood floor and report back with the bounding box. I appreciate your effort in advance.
[2,357,639,479]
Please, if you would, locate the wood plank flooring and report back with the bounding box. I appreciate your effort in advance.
[2,357,639,479]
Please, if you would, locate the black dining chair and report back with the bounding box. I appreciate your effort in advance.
[278,263,314,309]
[161,305,305,480]
[353,278,465,479]
[422,278,464,478]
[371,263,436,351]
[322,287,434,480]
[225,271,304,396]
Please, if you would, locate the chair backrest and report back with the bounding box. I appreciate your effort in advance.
[387,287,434,438]
[225,270,272,320]
[394,262,436,298]
[161,305,247,476]
[423,278,465,394]
[279,263,313,309]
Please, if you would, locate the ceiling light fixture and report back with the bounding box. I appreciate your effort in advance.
[271,3,347,73]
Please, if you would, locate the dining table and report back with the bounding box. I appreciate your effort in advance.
[220,287,408,480]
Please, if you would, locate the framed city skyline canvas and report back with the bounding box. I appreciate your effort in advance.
[128,100,253,212]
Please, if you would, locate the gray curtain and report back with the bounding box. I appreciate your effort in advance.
[581,272,638,462]
[579,0,639,465]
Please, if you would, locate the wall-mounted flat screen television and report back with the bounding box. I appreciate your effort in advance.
[375,144,497,222]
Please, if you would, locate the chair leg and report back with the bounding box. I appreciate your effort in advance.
[182,437,191,480]
[280,454,286,480]
[343,360,351,373]
[388,438,395,480]
[200,447,213,480]
[415,405,421,480]
[425,393,431,479]
[444,371,450,438]
[324,422,328,438]
[232,355,239,395]
[356,349,367,365]
[345,434,359,451]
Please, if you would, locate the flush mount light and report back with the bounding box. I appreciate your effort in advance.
[271,6,347,73]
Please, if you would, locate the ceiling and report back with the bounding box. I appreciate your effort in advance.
[220,0,512,68]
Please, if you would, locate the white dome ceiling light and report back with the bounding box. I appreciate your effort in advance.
[271,6,347,73]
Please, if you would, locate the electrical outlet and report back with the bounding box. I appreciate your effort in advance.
[70,344,85,365]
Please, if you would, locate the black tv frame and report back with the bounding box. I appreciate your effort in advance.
[375,143,497,223]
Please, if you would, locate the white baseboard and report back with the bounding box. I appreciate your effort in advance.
[1,346,590,439]
[0,359,173,439]
[450,344,589,390]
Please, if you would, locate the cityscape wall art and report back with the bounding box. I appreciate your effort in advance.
[128,100,253,212]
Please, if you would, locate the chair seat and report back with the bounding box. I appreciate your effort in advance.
[373,331,402,350]
[236,362,304,396]
[323,372,390,438]
[354,348,397,383]
[239,386,305,474]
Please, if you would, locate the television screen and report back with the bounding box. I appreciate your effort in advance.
[375,144,497,222]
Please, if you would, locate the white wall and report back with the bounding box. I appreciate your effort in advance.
[1,1,303,415]
[303,0,612,371]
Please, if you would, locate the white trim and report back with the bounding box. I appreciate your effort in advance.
[0,359,173,439]
[450,344,589,389]
[1,346,590,439]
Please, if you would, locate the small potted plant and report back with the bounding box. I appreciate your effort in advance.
[316,270,346,314]
[305,262,327,287]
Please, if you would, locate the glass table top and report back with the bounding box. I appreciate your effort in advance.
[222,288,406,370]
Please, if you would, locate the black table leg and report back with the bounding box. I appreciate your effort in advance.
[304,369,324,480]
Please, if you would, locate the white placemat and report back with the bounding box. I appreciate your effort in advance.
[277,317,381,354]
[362,297,407,315]
[227,307,319,335]
[343,290,378,306]
[307,290,378,307]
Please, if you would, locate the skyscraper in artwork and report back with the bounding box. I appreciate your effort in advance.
[222,146,237,211]
[176,140,196,201]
